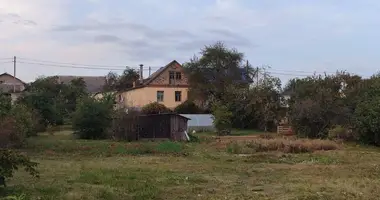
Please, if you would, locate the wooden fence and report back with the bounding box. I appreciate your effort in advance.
[277,125,293,136]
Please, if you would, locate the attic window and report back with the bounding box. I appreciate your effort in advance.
[169,71,175,79]
[176,72,181,80]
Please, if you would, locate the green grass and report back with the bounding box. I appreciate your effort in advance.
[3,131,380,199]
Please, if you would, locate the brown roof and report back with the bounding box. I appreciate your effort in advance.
[56,75,106,93]
[123,60,181,92]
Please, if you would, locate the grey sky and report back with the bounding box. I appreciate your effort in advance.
[1,0,380,84]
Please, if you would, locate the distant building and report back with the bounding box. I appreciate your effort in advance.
[0,73,26,103]
[56,75,107,94]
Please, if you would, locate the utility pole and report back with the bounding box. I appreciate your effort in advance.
[256,66,259,87]
[13,56,16,93]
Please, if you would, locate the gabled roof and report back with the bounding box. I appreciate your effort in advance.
[0,73,26,85]
[56,75,106,93]
[123,60,182,92]
[143,60,181,85]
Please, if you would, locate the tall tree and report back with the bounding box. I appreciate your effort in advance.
[184,42,253,109]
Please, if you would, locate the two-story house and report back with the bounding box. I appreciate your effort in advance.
[117,60,189,109]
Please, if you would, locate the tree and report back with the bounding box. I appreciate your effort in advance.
[184,42,253,110]
[0,149,39,187]
[287,73,355,138]
[72,96,115,139]
[211,101,233,135]
[103,68,140,92]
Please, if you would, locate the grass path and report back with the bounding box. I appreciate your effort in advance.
[2,132,380,199]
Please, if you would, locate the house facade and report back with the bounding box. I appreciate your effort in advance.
[118,60,189,109]
[0,73,26,103]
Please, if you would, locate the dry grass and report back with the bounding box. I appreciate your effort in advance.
[227,137,341,154]
[3,131,380,200]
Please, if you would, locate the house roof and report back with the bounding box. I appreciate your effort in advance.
[122,60,182,92]
[56,75,106,93]
[0,73,27,85]
[143,60,180,85]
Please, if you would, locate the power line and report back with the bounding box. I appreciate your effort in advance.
[0,58,12,61]
[18,61,154,71]
[18,57,162,69]
[267,69,337,74]
[0,61,12,64]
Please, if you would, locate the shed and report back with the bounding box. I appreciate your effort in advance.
[138,113,190,141]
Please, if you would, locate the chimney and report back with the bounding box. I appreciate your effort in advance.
[139,64,143,83]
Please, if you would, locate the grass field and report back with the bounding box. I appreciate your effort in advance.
[2,130,380,200]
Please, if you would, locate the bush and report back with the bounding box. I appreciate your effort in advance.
[0,117,22,148]
[73,97,114,140]
[328,125,355,141]
[141,102,171,114]
[11,104,37,137]
[211,102,233,136]
[354,96,380,145]
[110,109,140,141]
[174,100,203,114]
[0,149,39,186]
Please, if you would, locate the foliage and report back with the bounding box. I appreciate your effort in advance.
[211,102,233,136]
[18,76,89,128]
[103,68,140,91]
[0,117,21,148]
[227,138,340,154]
[174,100,204,114]
[11,104,37,137]
[109,109,140,141]
[354,92,380,145]
[72,96,115,140]
[141,102,171,114]
[184,42,253,111]
[287,73,354,138]
[328,125,354,141]
[0,149,39,184]
[188,133,200,143]
[0,93,11,118]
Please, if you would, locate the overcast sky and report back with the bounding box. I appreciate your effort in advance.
[1,0,380,83]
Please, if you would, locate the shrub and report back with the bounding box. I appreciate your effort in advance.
[0,117,22,148]
[174,100,203,114]
[328,125,355,141]
[0,149,39,186]
[188,133,200,143]
[141,102,171,114]
[354,96,380,145]
[11,104,37,137]
[73,97,114,139]
[211,102,233,135]
[110,109,140,141]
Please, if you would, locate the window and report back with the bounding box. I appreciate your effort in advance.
[175,72,182,80]
[169,71,175,79]
[175,91,182,102]
[157,91,164,102]
[169,71,175,84]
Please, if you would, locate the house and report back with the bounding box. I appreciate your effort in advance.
[56,75,107,94]
[117,60,189,109]
[0,73,27,103]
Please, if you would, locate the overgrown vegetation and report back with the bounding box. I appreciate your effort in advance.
[227,138,340,154]
[141,102,172,114]
[72,95,115,140]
